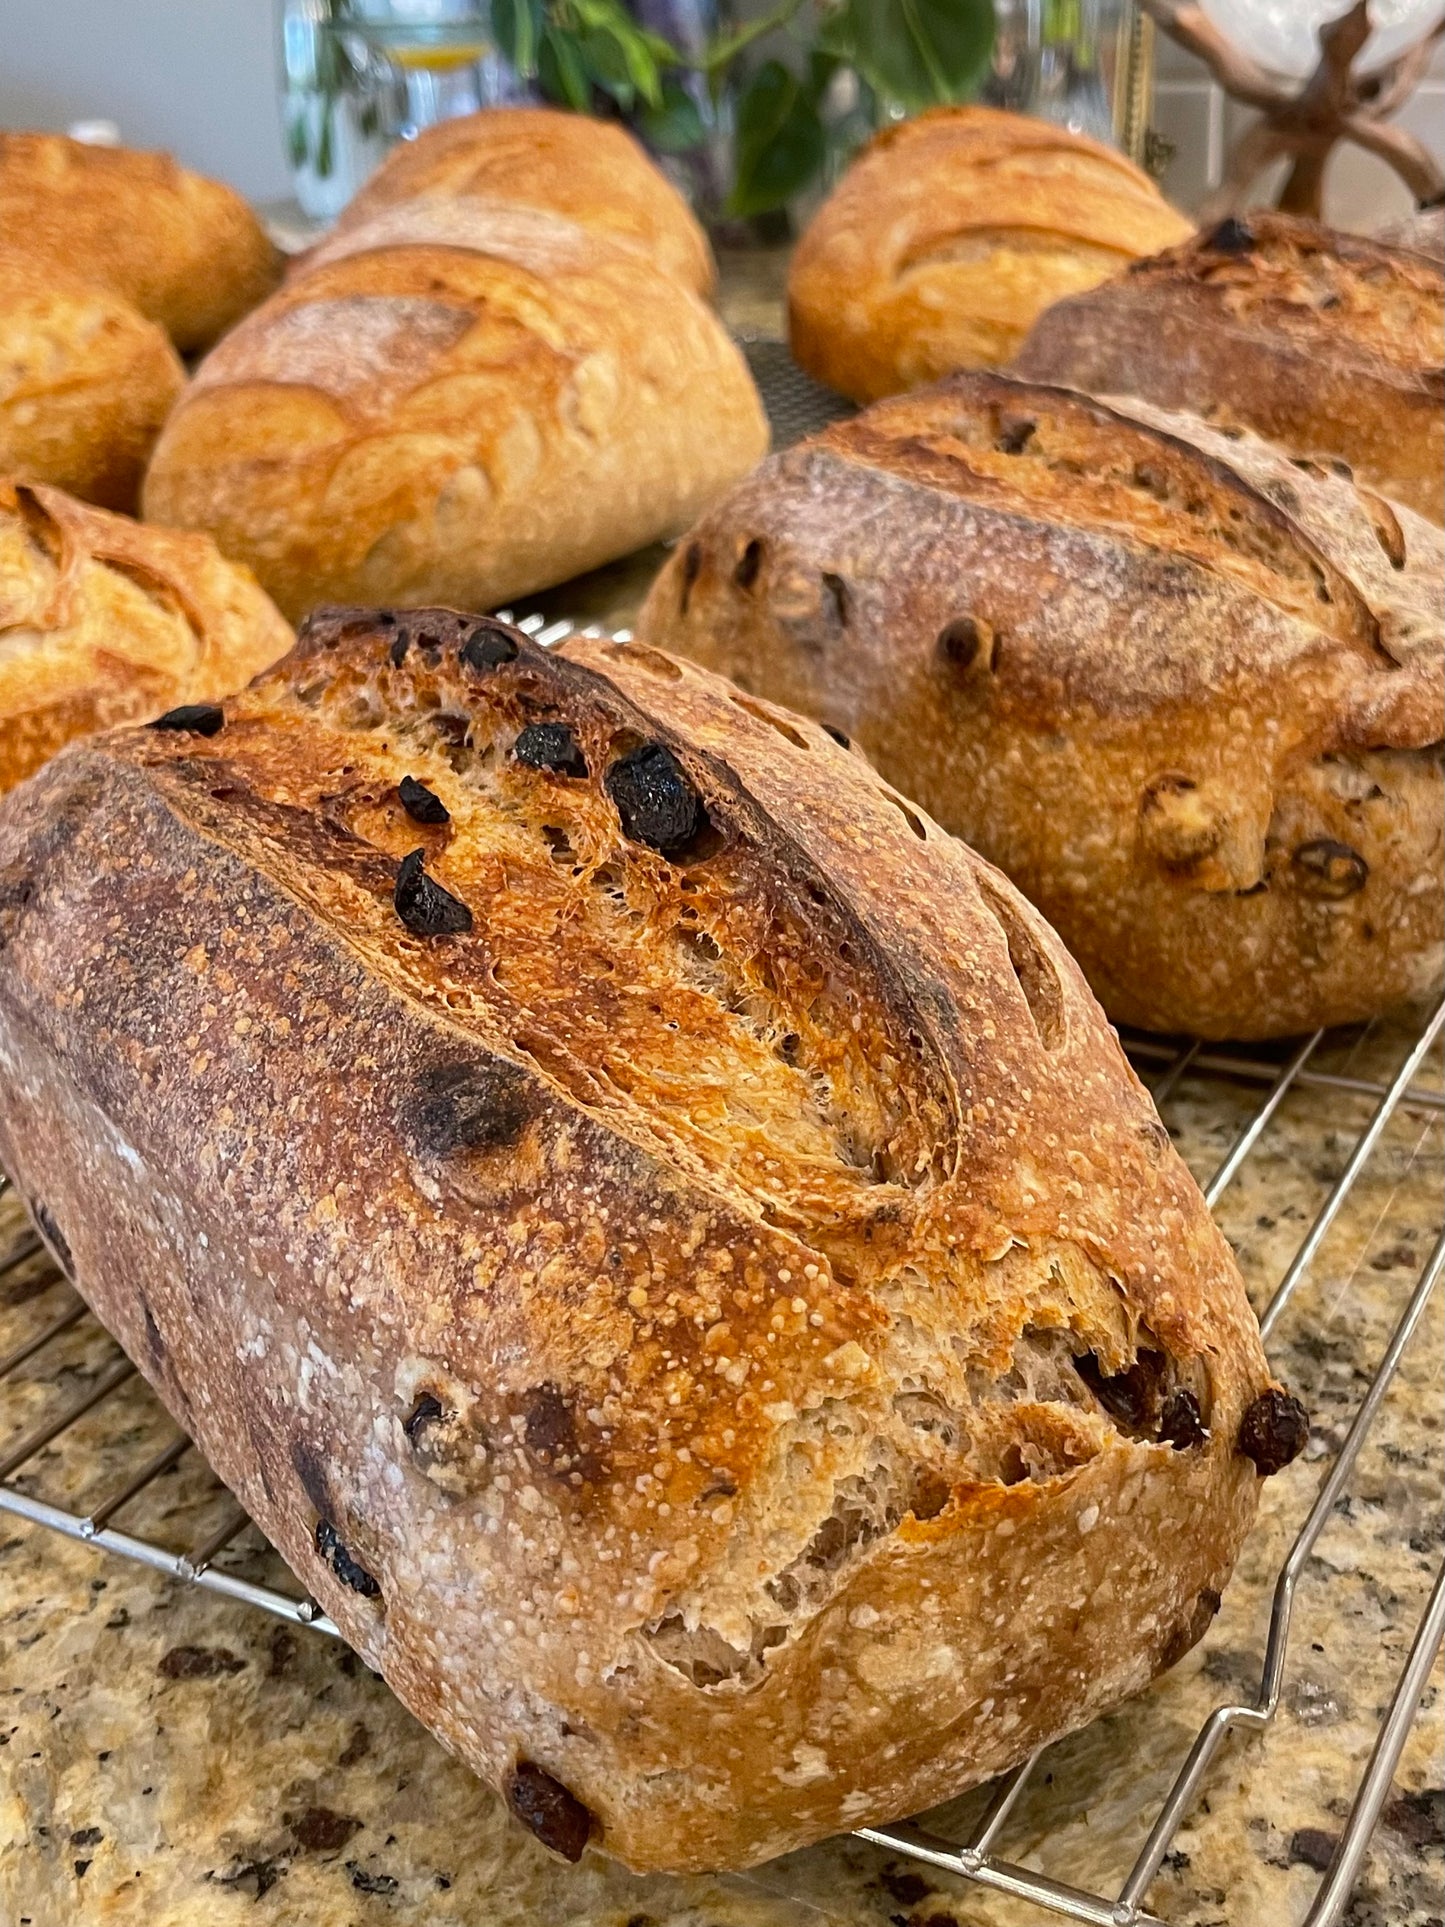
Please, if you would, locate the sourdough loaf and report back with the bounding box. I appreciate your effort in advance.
[331,106,715,296]
[0,249,184,512]
[142,203,767,623]
[0,481,292,794]
[1016,211,1445,525]
[788,105,1192,403]
[0,132,281,353]
[0,608,1297,1871]
[638,371,1445,1041]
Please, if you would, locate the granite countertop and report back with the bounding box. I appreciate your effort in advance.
[1,1008,1440,1927]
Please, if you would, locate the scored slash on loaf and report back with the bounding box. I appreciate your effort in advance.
[0,607,1303,1872]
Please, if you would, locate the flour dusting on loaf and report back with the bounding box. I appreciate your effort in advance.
[0,611,1293,1871]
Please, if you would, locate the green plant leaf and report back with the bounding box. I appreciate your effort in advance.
[492,0,542,78]
[838,0,994,108]
[728,58,826,217]
[638,77,705,153]
[538,22,593,111]
[579,25,637,110]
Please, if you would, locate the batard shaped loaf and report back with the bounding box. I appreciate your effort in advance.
[0,131,281,354]
[330,106,715,297]
[788,105,1192,403]
[142,204,768,624]
[1016,211,1445,525]
[0,607,1301,1872]
[638,370,1445,1041]
[0,481,293,794]
[0,249,184,512]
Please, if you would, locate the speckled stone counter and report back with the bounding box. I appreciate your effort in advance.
[2,1007,1440,1927]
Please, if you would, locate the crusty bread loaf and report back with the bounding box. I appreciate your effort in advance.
[0,132,281,353]
[143,203,767,623]
[0,250,184,512]
[1016,211,1445,525]
[332,106,715,297]
[0,480,292,794]
[638,370,1444,1041]
[1374,199,1445,260]
[0,607,1299,1871]
[788,106,1192,403]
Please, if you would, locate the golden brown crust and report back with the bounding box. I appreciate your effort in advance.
[331,106,715,297]
[0,481,293,793]
[0,132,281,354]
[0,607,1273,1870]
[1016,211,1445,525]
[142,204,767,624]
[637,370,1445,1040]
[788,105,1192,402]
[0,250,184,512]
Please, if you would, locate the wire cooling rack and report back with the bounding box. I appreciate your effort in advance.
[0,726,1440,1925]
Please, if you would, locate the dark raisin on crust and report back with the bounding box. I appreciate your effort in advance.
[1293,839,1369,899]
[734,539,763,591]
[821,723,851,749]
[394,849,473,936]
[408,1056,533,1156]
[315,1519,382,1598]
[1158,1586,1223,1671]
[1159,1388,1210,1451]
[149,703,225,736]
[458,623,519,671]
[1205,216,1254,254]
[506,1761,593,1861]
[398,775,450,825]
[290,1436,331,1516]
[606,742,706,856]
[513,722,589,779]
[995,415,1036,455]
[403,1393,445,1443]
[1238,1387,1310,1475]
[937,617,988,671]
[522,1384,580,1467]
[388,634,409,667]
[31,1200,72,1276]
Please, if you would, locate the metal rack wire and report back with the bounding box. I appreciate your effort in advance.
[0,744,1440,1925]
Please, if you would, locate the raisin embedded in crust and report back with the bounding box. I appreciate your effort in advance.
[1238,1388,1310,1475]
[605,742,704,856]
[513,723,589,779]
[149,703,225,736]
[1293,839,1369,899]
[506,1761,593,1861]
[398,775,449,826]
[1205,216,1254,254]
[458,623,519,671]
[1159,1388,1209,1451]
[403,1392,445,1443]
[394,849,473,936]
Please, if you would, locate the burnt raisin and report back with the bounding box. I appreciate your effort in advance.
[1238,1388,1309,1475]
[514,723,588,778]
[1293,839,1368,899]
[149,703,224,736]
[459,624,519,671]
[1159,1388,1209,1451]
[388,634,409,667]
[821,723,851,748]
[409,1056,532,1156]
[394,849,472,936]
[403,1393,445,1443]
[606,743,705,856]
[506,1761,593,1861]
[1206,216,1254,254]
[398,775,449,825]
[995,416,1036,455]
[937,616,991,671]
[1075,1349,1167,1435]
[315,1519,382,1597]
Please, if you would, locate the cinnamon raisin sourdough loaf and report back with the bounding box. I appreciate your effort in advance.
[639,372,1444,1041]
[0,609,1295,1871]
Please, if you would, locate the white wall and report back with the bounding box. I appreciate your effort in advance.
[0,0,292,202]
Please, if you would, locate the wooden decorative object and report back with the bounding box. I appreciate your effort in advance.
[1139,0,1444,218]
